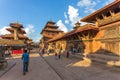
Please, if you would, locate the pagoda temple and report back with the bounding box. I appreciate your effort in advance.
[0,22,29,69]
[0,22,28,41]
[40,21,63,50]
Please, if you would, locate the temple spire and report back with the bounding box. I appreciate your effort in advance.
[73,21,81,29]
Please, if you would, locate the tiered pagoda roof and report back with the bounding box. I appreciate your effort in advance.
[46,25,58,29]
[6,28,26,34]
[40,20,64,49]
[41,21,63,34]
[47,33,66,43]
[42,34,53,39]
[40,21,64,42]
[10,22,23,28]
[0,22,28,40]
[0,34,28,39]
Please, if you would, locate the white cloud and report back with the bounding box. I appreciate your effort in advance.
[0,26,10,35]
[77,0,92,7]
[56,20,68,32]
[64,12,68,19]
[104,0,115,5]
[64,12,69,24]
[63,5,87,30]
[24,24,35,37]
[24,24,41,42]
[65,20,69,24]
[33,36,41,42]
[77,0,96,13]
[67,5,81,26]
[84,7,96,13]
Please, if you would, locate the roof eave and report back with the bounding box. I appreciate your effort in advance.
[81,0,119,22]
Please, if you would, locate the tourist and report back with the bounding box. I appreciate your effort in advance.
[4,50,8,57]
[66,50,69,58]
[55,51,58,60]
[42,49,44,54]
[21,49,29,75]
[47,49,49,55]
[76,48,79,53]
[58,49,61,59]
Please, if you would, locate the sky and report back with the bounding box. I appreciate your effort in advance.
[0,0,115,42]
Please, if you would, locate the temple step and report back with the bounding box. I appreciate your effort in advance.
[87,53,120,66]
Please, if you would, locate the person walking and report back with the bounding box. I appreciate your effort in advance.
[55,51,58,60]
[58,49,61,59]
[66,50,69,58]
[21,49,29,75]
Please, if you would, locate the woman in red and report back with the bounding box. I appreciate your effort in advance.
[66,50,69,58]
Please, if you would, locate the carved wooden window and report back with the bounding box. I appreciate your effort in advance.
[98,15,103,19]
[106,12,111,17]
[114,7,120,14]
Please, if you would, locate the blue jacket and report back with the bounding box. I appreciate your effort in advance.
[22,52,29,62]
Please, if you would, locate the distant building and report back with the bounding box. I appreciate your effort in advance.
[40,20,63,50]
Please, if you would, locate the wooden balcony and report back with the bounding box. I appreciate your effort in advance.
[97,12,120,27]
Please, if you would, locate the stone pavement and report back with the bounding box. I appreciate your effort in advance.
[42,54,120,80]
[0,53,62,80]
[0,60,16,77]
